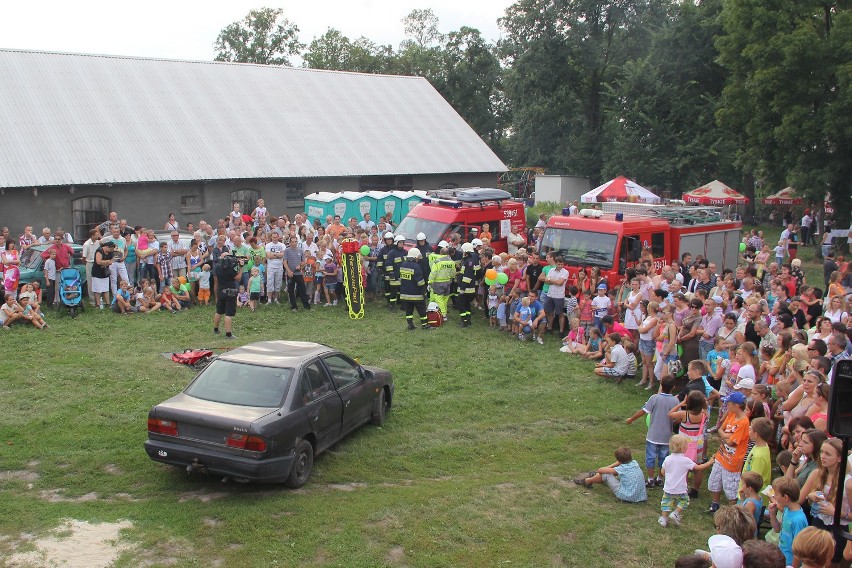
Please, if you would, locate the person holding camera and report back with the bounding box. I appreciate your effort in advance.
[213,252,240,339]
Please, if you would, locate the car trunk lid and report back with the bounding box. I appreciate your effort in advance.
[152,393,277,452]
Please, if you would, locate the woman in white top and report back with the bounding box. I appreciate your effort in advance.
[623,277,644,342]
[164,212,180,232]
[824,295,848,325]
[810,316,834,342]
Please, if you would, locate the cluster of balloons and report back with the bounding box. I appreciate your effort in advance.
[484,269,509,286]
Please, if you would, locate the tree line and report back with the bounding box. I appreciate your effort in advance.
[213,2,851,226]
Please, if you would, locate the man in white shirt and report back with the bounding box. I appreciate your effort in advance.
[800,212,813,245]
[167,231,188,278]
[507,229,525,255]
[541,257,569,342]
[265,231,286,304]
[358,213,376,231]
[568,200,579,216]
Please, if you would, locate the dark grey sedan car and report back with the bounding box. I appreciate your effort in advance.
[144,341,393,487]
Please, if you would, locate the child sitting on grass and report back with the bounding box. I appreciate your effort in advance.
[626,374,679,489]
[560,317,584,353]
[237,285,249,308]
[658,434,715,527]
[579,327,603,359]
[18,295,47,329]
[572,446,647,503]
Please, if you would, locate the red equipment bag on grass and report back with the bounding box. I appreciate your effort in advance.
[171,349,214,370]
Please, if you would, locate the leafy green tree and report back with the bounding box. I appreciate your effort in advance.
[603,0,737,195]
[213,7,304,66]
[442,27,507,148]
[499,0,671,183]
[303,29,395,73]
[716,0,852,226]
[395,9,446,81]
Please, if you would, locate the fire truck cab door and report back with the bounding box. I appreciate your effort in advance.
[619,235,641,274]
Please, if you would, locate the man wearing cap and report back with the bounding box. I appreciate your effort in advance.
[699,535,742,568]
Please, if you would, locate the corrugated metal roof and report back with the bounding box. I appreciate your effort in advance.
[0,49,507,189]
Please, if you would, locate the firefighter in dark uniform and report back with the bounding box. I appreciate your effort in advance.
[457,242,478,327]
[399,248,430,331]
[414,232,432,285]
[385,234,407,310]
[378,231,396,308]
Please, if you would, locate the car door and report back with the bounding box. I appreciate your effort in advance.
[322,354,374,435]
[298,360,344,453]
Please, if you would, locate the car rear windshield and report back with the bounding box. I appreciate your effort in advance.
[185,360,293,407]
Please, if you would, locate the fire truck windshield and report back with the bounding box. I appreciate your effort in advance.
[540,228,617,268]
[394,217,448,244]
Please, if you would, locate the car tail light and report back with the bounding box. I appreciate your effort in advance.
[225,433,267,452]
[148,418,178,436]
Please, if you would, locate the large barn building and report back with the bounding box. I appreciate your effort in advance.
[0,49,506,240]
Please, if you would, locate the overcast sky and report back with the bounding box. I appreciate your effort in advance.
[0,0,514,62]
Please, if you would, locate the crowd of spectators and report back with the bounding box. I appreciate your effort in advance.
[2,201,852,565]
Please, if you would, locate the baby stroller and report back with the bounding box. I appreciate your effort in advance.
[58,268,84,318]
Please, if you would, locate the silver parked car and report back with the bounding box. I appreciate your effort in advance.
[145,341,393,487]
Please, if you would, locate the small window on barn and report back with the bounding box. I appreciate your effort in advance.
[180,185,205,214]
[651,232,665,258]
[230,189,260,217]
[285,181,305,203]
[72,196,111,243]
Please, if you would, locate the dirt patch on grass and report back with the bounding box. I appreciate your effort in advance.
[6,519,132,568]
[39,490,99,503]
[0,470,40,483]
[385,545,406,565]
[177,489,229,503]
[327,482,367,492]
[103,463,122,475]
[548,476,583,489]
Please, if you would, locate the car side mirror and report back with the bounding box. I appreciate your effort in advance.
[361,368,374,380]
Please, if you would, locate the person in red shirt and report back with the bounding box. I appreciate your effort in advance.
[40,234,73,270]
[601,315,631,339]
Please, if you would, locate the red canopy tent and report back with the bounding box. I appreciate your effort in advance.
[761,187,802,205]
[580,176,661,204]
[683,180,749,205]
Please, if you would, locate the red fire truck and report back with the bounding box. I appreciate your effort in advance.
[395,188,527,254]
[540,202,743,289]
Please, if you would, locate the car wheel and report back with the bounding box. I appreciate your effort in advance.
[370,388,388,426]
[285,439,314,489]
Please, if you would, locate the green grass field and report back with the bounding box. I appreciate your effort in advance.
[0,226,830,567]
